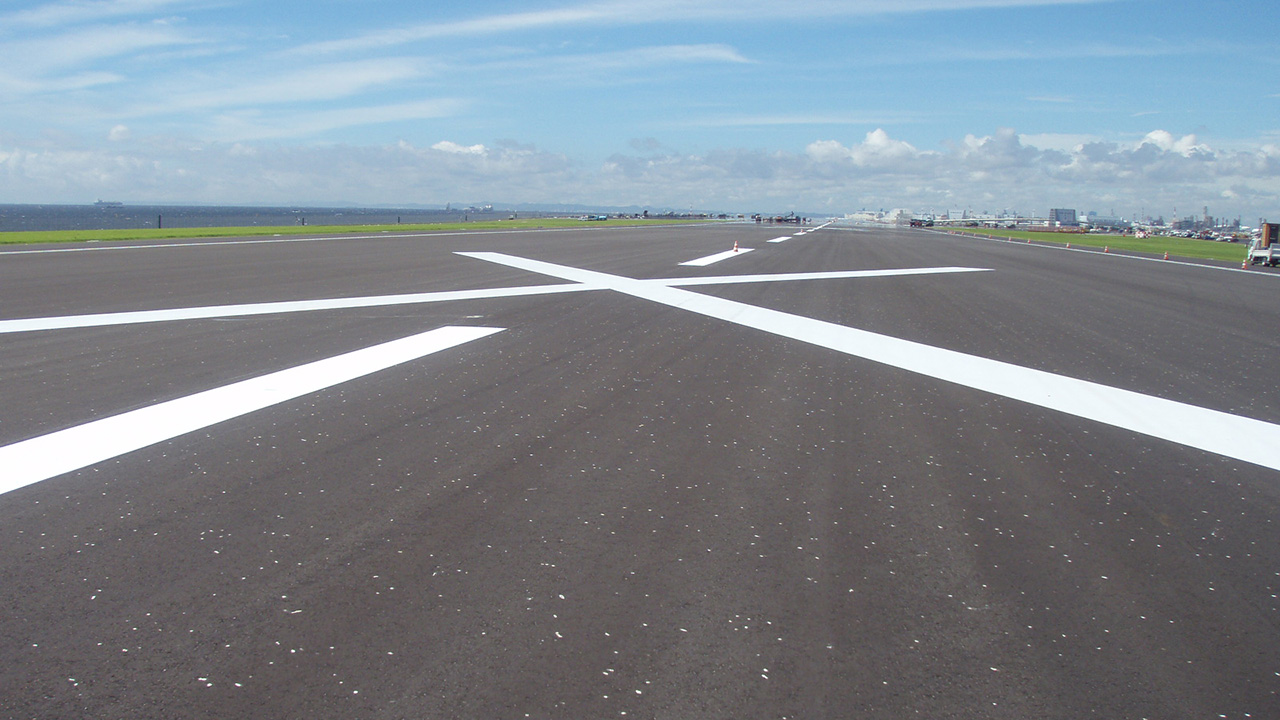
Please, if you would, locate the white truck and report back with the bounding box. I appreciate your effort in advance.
[1247,223,1280,266]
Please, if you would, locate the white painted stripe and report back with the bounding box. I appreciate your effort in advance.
[768,236,792,243]
[660,267,990,287]
[0,267,988,335]
[0,283,594,334]
[679,248,754,267]
[459,252,1280,473]
[0,326,503,494]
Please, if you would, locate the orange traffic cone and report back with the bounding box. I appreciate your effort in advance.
[1163,251,1169,260]
[1066,242,1070,249]
[733,240,739,252]
[1104,246,1110,253]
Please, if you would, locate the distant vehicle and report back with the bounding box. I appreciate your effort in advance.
[1247,223,1280,266]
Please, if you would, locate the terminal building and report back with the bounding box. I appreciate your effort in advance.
[1049,208,1078,226]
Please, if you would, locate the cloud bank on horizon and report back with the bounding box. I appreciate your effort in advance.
[0,0,1277,218]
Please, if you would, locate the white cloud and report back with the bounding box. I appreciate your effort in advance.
[432,141,488,155]
[204,99,466,141]
[1019,133,1102,152]
[681,111,917,128]
[0,23,195,74]
[611,44,751,65]
[293,5,620,55]
[293,0,1115,55]
[137,58,433,115]
[467,43,753,84]
[108,124,131,141]
[805,129,927,168]
[1138,130,1209,156]
[0,137,577,204]
[1,0,190,29]
[598,128,1280,214]
[2,126,1276,218]
[0,69,123,94]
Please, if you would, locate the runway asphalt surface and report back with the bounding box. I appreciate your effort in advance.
[2,222,1279,719]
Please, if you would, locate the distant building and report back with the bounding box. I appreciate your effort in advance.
[1049,208,1078,226]
[1085,211,1129,231]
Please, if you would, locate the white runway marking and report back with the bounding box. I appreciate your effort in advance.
[459,251,1280,473]
[0,284,594,334]
[0,326,503,494]
[768,236,792,243]
[1,267,985,335]
[660,266,990,287]
[680,248,754,266]
[0,267,987,334]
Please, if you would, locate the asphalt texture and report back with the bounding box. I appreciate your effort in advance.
[2,222,1279,719]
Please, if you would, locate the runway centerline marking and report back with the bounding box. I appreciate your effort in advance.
[0,326,503,495]
[458,251,1280,473]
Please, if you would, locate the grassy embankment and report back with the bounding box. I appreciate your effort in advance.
[0,217,704,246]
[942,227,1249,263]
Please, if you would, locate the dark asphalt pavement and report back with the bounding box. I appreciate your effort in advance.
[2,223,1278,719]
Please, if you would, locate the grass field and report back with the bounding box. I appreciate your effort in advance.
[0,217,705,245]
[941,227,1249,263]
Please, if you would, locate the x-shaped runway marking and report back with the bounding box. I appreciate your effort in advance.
[463,253,1280,474]
[4,250,1280,496]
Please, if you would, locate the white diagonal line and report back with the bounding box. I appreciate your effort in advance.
[658,267,990,287]
[0,268,987,334]
[0,325,503,494]
[0,283,594,334]
[458,251,1280,473]
[679,248,754,266]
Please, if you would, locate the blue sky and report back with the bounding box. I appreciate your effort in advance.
[1,0,1277,219]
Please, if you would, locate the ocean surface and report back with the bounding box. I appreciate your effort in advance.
[0,204,512,232]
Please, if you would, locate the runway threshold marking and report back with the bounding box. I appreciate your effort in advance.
[768,236,792,243]
[459,252,1280,473]
[679,248,754,266]
[0,326,503,495]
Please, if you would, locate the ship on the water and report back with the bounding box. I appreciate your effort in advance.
[93,199,123,207]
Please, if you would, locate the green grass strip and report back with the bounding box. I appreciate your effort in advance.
[0,217,705,246]
[941,227,1249,263]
